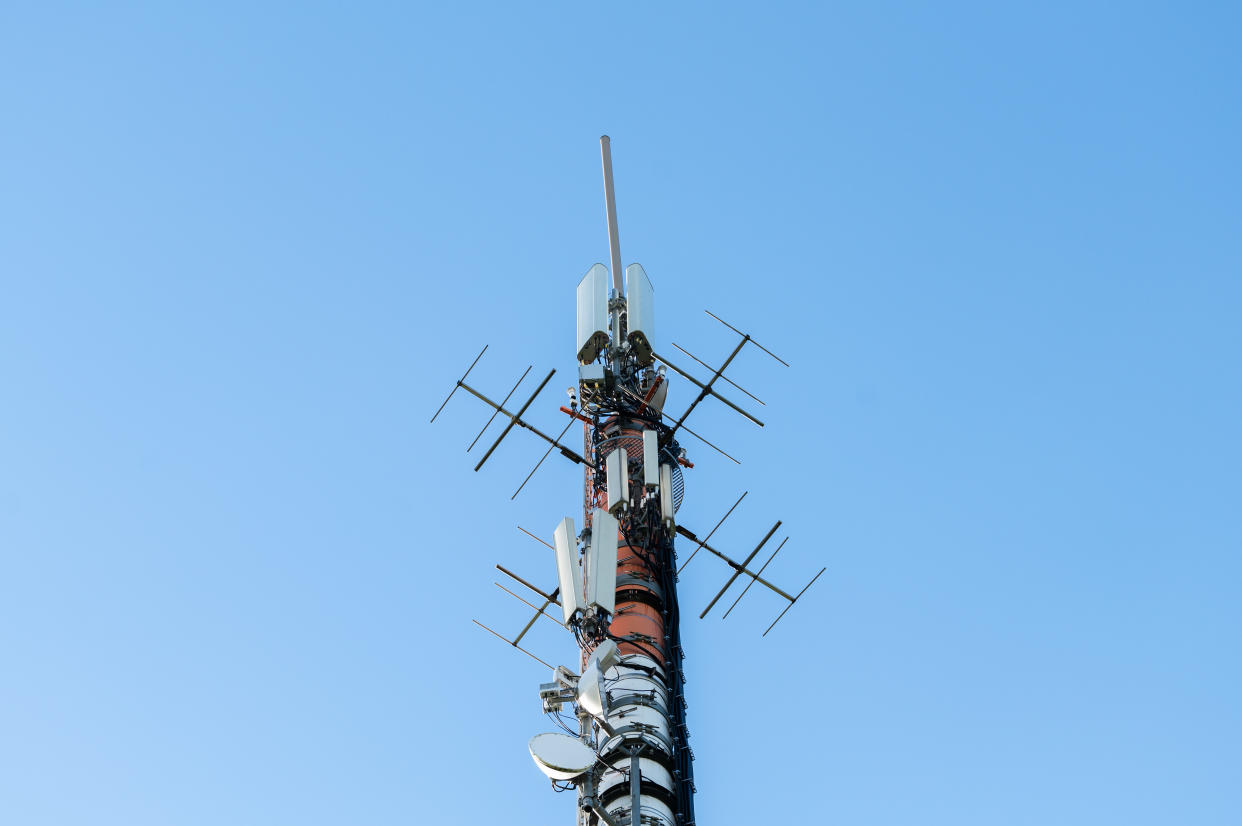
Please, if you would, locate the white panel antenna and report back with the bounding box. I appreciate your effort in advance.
[660,464,675,528]
[576,264,610,364]
[553,517,583,624]
[625,263,654,365]
[642,429,659,488]
[586,508,619,614]
[605,447,629,514]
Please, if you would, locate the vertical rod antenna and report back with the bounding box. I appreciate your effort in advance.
[600,135,625,297]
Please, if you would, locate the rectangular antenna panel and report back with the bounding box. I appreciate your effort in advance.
[660,464,675,527]
[577,264,610,364]
[642,430,659,488]
[586,508,619,614]
[553,517,582,624]
[606,447,629,514]
[578,363,607,392]
[625,263,654,365]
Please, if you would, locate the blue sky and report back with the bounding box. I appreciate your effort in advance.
[1,2,1238,824]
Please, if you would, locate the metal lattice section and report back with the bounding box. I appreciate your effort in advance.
[664,451,684,513]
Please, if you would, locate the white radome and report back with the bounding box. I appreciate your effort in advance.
[528,732,597,781]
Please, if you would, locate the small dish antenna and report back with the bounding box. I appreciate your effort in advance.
[589,639,621,672]
[528,732,597,781]
[577,661,607,718]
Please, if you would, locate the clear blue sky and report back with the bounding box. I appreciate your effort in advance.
[1,3,1238,824]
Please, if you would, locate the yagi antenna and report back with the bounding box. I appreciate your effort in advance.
[468,365,531,452]
[706,308,791,367]
[699,520,782,619]
[670,341,765,406]
[472,620,554,670]
[429,347,598,498]
[472,557,564,671]
[517,524,555,550]
[430,344,486,424]
[675,517,827,636]
[431,137,827,826]
[474,368,557,471]
[654,344,764,431]
[511,416,577,500]
[651,311,789,435]
[677,490,748,574]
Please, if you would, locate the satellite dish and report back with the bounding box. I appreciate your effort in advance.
[529,732,596,781]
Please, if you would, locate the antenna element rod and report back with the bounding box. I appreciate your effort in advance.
[600,136,624,296]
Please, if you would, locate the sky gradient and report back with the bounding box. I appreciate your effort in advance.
[1,3,1239,824]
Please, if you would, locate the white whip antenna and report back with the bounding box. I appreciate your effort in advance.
[600,135,624,297]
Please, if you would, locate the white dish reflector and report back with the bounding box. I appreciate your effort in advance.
[642,429,658,488]
[529,732,596,781]
[586,508,619,614]
[625,263,654,365]
[553,517,582,624]
[577,264,610,364]
[605,447,629,514]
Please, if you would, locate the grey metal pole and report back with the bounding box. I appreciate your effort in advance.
[600,136,625,296]
[630,749,642,826]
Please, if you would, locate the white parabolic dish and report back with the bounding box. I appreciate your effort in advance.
[529,732,596,781]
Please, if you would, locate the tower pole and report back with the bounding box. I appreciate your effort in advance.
[435,134,814,826]
[575,138,693,826]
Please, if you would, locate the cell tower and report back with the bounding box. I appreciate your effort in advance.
[432,137,824,826]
